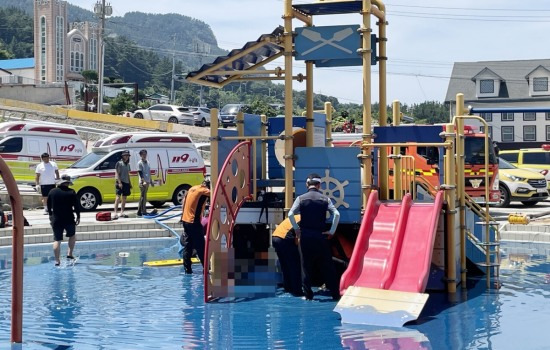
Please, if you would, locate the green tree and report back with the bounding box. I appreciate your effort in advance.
[108,92,135,115]
[81,70,98,83]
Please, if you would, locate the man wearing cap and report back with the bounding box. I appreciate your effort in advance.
[35,152,60,215]
[47,175,80,266]
[114,150,132,219]
[180,178,211,274]
[288,173,341,300]
[137,149,155,217]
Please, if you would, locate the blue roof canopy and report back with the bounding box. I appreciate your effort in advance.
[0,58,35,70]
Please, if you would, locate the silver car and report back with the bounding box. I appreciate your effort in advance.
[184,107,211,127]
[133,104,194,125]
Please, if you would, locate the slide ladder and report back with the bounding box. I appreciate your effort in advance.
[204,141,253,302]
[335,190,444,327]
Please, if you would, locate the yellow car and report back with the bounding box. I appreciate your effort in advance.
[499,145,550,186]
[496,158,548,208]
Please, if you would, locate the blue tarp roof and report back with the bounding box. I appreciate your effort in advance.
[0,58,35,69]
[292,1,363,16]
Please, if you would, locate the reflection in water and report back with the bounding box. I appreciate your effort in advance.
[0,240,547,349]
[337,325,431,350]
[44,268,81,349]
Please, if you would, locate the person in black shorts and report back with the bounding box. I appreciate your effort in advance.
[113,150,132,219]
[35,152,59,215]
[47,175,80,266]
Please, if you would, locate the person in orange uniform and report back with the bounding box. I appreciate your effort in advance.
[180,178,210,274]
[272,215,303,296]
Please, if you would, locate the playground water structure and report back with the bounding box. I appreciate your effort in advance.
[2,0,521,345]
[0,238,549,349]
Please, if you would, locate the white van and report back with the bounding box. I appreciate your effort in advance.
[0,122,86,182]
[62,132,206,211]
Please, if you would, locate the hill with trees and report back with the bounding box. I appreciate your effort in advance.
[0,1,450,125]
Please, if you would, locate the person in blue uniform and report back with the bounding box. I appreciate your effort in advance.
[288,173,341,300]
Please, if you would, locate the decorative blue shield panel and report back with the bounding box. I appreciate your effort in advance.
[296,25,361,61]
[295,147,361,224]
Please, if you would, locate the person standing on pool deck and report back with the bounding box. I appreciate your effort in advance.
[180,177,210,274]
[137,149,155,217]
[35,152,59,215]
[288,173,341,301]
[48,175,80,266]
[114,150,132,220]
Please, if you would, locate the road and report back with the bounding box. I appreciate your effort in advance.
[489,199,550,221]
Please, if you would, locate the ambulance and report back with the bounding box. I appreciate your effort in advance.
[0,122,86,182]
[62,132,206,211]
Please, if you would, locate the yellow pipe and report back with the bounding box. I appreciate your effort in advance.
[210,108,219,189]
[456,93,466,287]
[306,62,314,147]
[361,0,373,206]
[210,69,284,76]
[220,135,281,141]
[377,8,388,200]
[453,113,492,289]
[284,0,294,212]
[391,101,401,200]
[444,123,457,293]
[252,139,257,201]
[261,114,267,180]
[236,111,244,138]
[363,142,451,148]
[325,102,333,147]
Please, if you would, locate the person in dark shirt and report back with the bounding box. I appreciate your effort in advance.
[288,173,341,300]
[47,175,80,266]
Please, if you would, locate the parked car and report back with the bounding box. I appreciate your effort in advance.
[133,104,194,125]
[499,145,550,184]
[182,107,211,127]
[219,104,249,128]
[495,157,548,208]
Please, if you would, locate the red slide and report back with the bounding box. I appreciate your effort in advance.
[389,190,444,293]
[340,190,444,295]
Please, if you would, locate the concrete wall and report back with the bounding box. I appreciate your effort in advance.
[0,85,70,105]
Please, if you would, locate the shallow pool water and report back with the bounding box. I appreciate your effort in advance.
[0,239,549,349]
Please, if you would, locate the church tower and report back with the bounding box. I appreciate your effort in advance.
[33,0,68,83]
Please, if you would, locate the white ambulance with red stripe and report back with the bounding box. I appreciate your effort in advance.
[0,122,86,182]
[61,132,206,211]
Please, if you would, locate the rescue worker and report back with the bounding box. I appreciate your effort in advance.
[272,215,303,296]
[288,173,341,300]
[180,177,210,274]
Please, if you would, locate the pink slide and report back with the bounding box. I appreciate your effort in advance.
[340,190,444,295]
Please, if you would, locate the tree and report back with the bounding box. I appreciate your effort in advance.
[81,70,98,83]
[108,92,135,115]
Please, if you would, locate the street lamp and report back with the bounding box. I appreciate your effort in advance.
[94,1,112,114]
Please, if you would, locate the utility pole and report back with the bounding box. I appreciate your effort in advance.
[170,34,176,105]
[94,1,112,114]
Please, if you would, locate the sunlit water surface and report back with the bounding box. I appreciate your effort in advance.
[0,239,548,349]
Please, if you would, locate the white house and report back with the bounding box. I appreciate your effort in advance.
[445,59,550,148]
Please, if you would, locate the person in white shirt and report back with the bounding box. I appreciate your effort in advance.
[35,153,60,215]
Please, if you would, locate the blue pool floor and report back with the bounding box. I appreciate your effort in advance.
[0,238,549,349]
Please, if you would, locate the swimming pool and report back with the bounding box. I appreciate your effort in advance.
[0,238,548,349]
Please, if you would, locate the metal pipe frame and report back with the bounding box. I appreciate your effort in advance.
[284,0,294,212]
[444,123,457,293]
[0,157,25,344]
[455,93,467,288]
[361,0,373,206]
[210,108,219,189]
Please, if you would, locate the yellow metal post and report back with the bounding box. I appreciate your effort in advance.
[261,114,267,180]
[325,102,333,147]
[252,139,257,201]
[377,6,388,200]
[236,111,244,138]
[392,101,401,200]
[361,0,373,206]
[306,61,314,147]
[283,0,294,212]
[456,94,467,287]
[210,108,219,188]
[444,123,457,293]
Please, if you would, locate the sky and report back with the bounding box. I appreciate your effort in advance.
[68,0,550,105]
